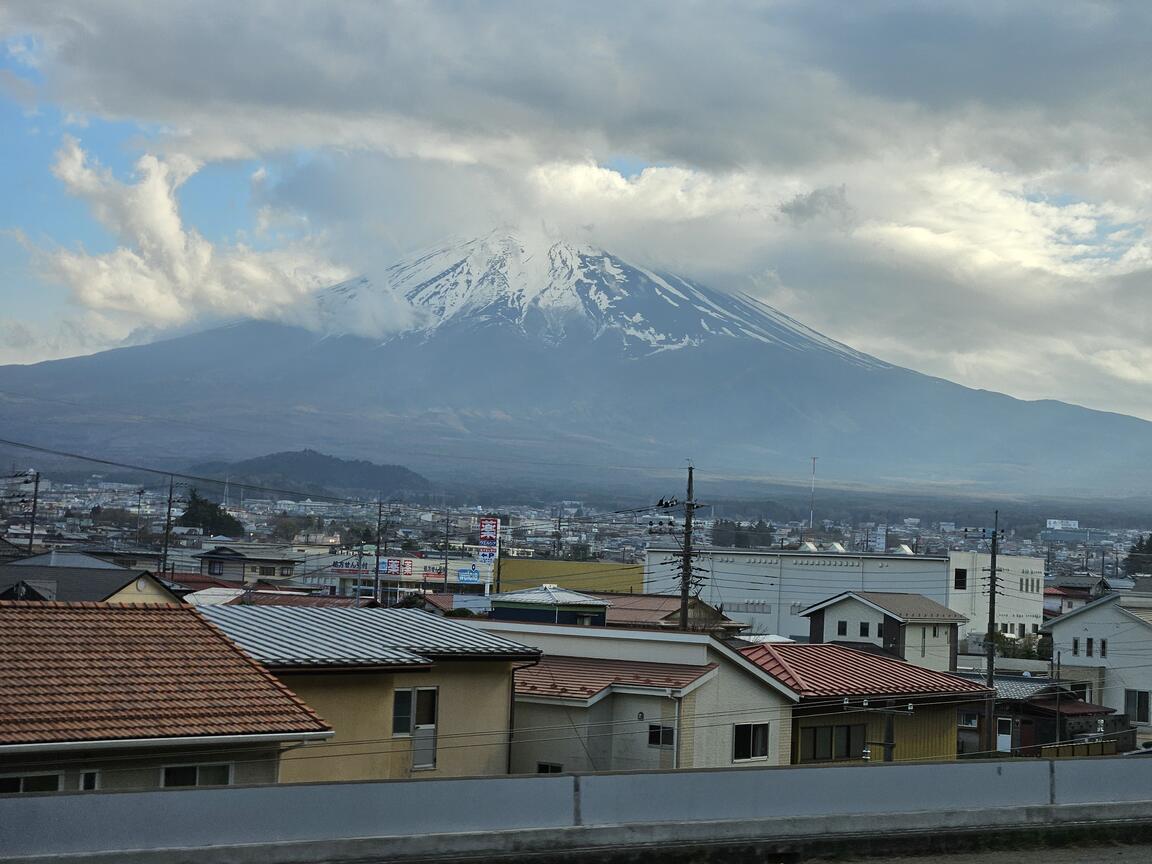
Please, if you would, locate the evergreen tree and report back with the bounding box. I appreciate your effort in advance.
[176,488,245,537]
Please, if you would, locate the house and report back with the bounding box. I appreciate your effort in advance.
[738,642,992,763]
[193,545,302,582]
[4,550,124,569]
[584,591,745,634]
[1044,586,1090,618]
[1042,592,1152,735]
[0,601,331,794]
[488,585,610,625]
[800,591,968,671]
[950,672,1128,756]
[475,620,990,771]
[0,565,182,605]
[199,607,540,782]
[472,620,795,772]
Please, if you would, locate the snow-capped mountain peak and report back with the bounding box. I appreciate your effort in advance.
[318,231,886,367]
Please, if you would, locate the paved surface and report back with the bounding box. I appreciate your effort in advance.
[814,845,1152,863]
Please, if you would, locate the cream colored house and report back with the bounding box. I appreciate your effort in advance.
[201,607,540,782]
[471,621,796,772]
[801,591,967,672]
[0,565,181,604]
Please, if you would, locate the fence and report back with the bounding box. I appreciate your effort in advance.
[3,757,1152,861]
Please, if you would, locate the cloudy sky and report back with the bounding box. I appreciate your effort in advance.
[3,1,1152,418]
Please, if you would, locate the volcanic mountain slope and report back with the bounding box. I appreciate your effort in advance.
[2,231,1151,495]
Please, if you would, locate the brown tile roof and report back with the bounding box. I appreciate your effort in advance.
[584,592,740,628]
[0,601,331,747]
[739,643,991,700]
[850,591,968,622]
[516,654,716,701]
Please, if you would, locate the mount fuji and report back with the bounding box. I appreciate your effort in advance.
[3,231,1152,495]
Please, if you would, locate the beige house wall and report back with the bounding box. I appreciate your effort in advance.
[0,745,279,792]
[105,577,181,605]
[278,660,513,783]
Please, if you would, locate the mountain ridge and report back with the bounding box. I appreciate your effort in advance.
[1,231,1150,496]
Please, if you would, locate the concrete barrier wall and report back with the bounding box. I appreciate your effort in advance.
[0,757,1147,859]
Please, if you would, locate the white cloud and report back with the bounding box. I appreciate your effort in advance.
[34,137,352,346]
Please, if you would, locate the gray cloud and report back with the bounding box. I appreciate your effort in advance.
[4,1,1152,418]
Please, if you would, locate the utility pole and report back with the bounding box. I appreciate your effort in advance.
[160,476,175,576]
[809,456,818,537]
[26,470,40,554]
[964,512,1002,754]
[442,504,450,595]
[373,498,383,605]
[679,465,697,631]
[985,511,1000,754]
[136,488,145,547]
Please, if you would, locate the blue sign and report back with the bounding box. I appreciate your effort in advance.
[457,566,481,584]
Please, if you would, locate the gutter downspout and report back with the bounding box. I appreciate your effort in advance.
[673,691,682,770]
[508,657,542,775]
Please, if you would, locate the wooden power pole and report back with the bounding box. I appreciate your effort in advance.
[679,465,697,631]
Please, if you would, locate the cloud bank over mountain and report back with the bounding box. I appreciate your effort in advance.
[4,2,1152,417]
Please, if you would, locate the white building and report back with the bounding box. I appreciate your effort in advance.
[947,551,1045,640]
[645,546,951,641]
[1042,593,1152,730]
[644,545,1044,642]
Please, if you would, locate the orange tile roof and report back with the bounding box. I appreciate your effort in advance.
[516,654,715,700]
[225,592,362,608]
[739,642,992,700]
[0,601,330,747]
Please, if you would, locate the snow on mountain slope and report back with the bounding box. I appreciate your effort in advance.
[318,232,887,368]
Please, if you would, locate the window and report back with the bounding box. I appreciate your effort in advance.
[732,722,770,761]
[799,724,866,762]
[575,614,595,626]
[1101,639,1108,658]
[836,620,847,636]
[876,621,884,638]
[921,626,927,657]
[1032,624,1039,634]
[648,724,675,748]
[393,689,413,735]
[1086,638,1094,657]
[1017,623,1025,638]
[537,763,563,773]
[1072,638,1080,656]
[954,568,968,590]
[279,566,293,577]
[161,764,231,787]
[207,560,223,575]
[0,773,61,794]
[859,621,870,638]
[1126,690,1150,724]
[959,712,980,728]
[259,566,276,577]
[393,687,438,736]
[932,625,940,638]
[80,771,100,791]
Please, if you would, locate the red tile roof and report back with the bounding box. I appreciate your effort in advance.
[516,654,715,700]
[0,601,331,747]
[739,642,991,700]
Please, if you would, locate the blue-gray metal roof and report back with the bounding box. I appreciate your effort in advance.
[952,672,1064,701]
[200,606,539,668]
[489,585,610,607]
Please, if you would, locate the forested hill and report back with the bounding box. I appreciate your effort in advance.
[190,450,430,499]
